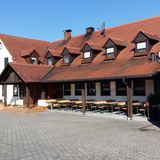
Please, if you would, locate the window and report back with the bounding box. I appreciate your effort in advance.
[4,57,8,67]
[84,51,91,60]
[116,80,127,96]
[106,47,115,57]
[13,85,18,97]
[133,79,145,96]
[0,43,2,49]
[63,83,71,95]
[136,42,146,49]
[64,55,70,64]
[87,82,96,96]
[31,57,38,64]
[75,83,84,95]
[47,57,53,65]
[101,81,110,96]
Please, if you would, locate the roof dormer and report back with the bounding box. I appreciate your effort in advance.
[44,50,62,65]
[61,46,80,65]
[21,49,40,64]
[81,42,101,63]
[132,31,159,57]
[103,38,127,61]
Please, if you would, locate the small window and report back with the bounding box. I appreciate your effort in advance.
[0,43,2,49]
[47,57,53,65]
[101,81,110,96]
[116,80,127,96]
[64,55,70,64]
[136,42,147,50]
[13,85,18,97]
[87,82,96,96]
[75,83,84,96]
[84,51,91,59]
[63,83,71,95]
[106,47,115,56]
[133,79,145,96]
[4,57,8,67]
[31,57,38,64]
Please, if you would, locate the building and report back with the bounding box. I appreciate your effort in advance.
[0,16,160,118]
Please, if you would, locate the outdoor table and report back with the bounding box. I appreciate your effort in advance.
[132,102,142,114]
[45,99,57,110]
[106,102,118,113]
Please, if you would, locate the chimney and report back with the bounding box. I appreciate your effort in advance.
[86,27,94,35]
[64,29,72,41]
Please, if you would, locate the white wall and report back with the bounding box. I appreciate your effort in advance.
[63,80,155,102]
[0,39,22,105]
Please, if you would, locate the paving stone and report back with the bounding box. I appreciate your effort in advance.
[0,111,160,160]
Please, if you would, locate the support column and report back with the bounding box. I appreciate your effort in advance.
[41,85,46,99]
[82,83,87,114]
[127,80,133,120]
[25,84,30,108]
[3,84,7,107]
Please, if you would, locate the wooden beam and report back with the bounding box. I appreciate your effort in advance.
[24,84,30,108]
[3,84,7,107]
[127,80,133,120]
[82,83,87,114]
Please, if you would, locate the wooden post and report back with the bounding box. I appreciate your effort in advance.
[3,84,7,107]
[25,84,30,108]
[127,80,133,120]
[82,83,86,114]
[41,85,46,99]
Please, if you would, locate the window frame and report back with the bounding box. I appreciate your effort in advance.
[87,82,96,96]
[47,57,53,65]
[135,41,147,53]
[31,57,38,64]
[63,83,71,96]
[133,79,145,96]
[63,54,70,64]
[101,81,110,96]
[83,51,91,61]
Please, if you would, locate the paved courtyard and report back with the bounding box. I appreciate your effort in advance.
[0,111,160,160]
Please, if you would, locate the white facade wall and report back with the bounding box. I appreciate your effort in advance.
[0,40,22,106]
[63,80,154,102]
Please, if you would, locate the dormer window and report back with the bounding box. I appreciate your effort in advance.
[81,42,101,63]
[84,51,91,60]
[103,38,127,61]
[106,47,114,56]
[31,57,38,64]
[64,54,70,64]
[46,57,52,65]
[132,31,159,56]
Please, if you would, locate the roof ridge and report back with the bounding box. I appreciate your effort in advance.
[0,33,49,43]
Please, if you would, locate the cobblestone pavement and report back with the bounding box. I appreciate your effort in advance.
[0,111,160,160]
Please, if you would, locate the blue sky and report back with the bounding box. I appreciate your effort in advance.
[0,0,160,41]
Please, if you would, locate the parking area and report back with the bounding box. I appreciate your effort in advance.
[0,111,160,160]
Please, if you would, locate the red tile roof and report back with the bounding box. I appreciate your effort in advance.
[1,16,160,82]
[8,63,53,82]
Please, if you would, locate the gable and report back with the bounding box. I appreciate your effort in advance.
[81,43,91,52]
[134,32,148,43]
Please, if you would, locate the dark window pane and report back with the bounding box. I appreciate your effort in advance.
[133,79,145,96]
[116,80,127,96]
[13,85,18,97]
[101,81,110,96]
[75,83,84,95]
[64,83,71,96]
[87,82,96,96]
[4,57,8,67]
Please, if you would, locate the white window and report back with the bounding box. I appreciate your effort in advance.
[0,43,2,49]
[31,57,38,64]
[136,42,146,49]
[64,55,70,64]
[106,47,114,54]
[84,51,91,59]
[47,58,53,65]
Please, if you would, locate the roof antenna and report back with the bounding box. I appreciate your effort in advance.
[97,22,106,37]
